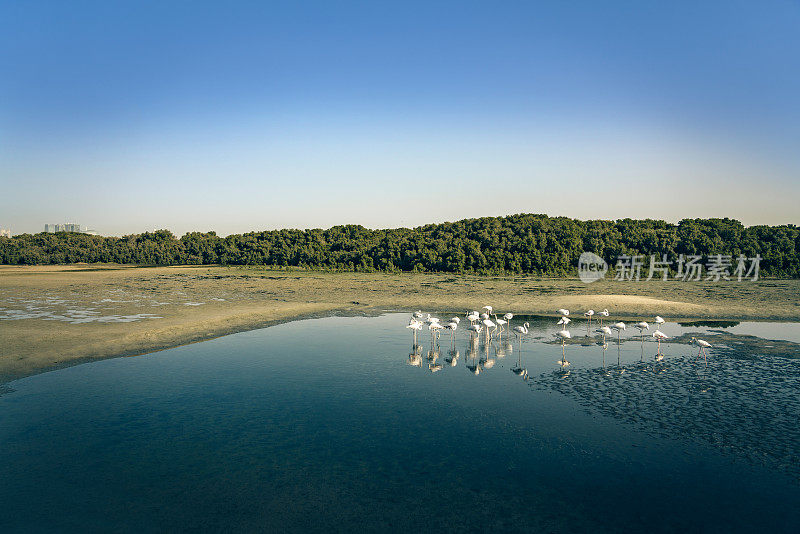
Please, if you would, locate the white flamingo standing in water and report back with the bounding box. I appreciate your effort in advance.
[634,321,649,361]
[690,337,712,368]
[654,316,665,327]
[468,323,482,338]
[444,321,459,343]
[634,321,650,345]
[407,319,423,342]
[493,313,507,334]
[584,310,595,328]
[557,316,571,330]
[513,322,529,352]
[503,313,513,332]
[598,309,609,326]
[482,318,496,342]
[652,330,668,361]
[429,321,444,341]
[555,330,571,366]
[466,311,480,325]
[611,322,626,344]
[596,326,612,339]
[557,308,570,317]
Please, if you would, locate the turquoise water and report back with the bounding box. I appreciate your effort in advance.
[1,314,799,532]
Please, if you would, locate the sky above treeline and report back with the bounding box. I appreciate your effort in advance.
[1,1,799,237]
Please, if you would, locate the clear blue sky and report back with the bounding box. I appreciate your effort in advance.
[2,0,799,236]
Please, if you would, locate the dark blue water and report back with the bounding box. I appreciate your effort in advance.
[1,314,799,532]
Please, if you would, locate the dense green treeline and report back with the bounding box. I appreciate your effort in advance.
[1,215,798,277]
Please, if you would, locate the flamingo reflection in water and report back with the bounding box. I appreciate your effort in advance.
[445,349,460,367]
[408,343,423,367]
[511,342,528,380]
[480,339,496,370]
[465,333,481,375]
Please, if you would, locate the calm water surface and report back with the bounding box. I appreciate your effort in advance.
[1,314,799,532]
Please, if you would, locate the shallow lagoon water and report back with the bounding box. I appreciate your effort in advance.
[1,314,799,532]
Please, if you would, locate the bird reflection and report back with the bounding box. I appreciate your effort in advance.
[408,343,423,367]
[466,336,482,375]
[445,349,460,367]
[511,344,528,380]
[480,340,496,369]
[427,345,440,365]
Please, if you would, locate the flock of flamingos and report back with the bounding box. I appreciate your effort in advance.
[406,307,713,373]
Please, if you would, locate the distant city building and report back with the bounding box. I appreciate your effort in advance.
[0,228,11,238]
[43,223,98,235]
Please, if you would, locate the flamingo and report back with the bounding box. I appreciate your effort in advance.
[493,313,507,333]
[654,316,665,326]
[633,321,649,361]
[596,326,612,338]
[429,321,444,341]
[412,310,424,319]
[407,319,423,341]
[557,308,570,317]
[652,330,668,360]
[634,321,650,345]
[468,323,482,337]
[598,309,609,326]
[503,312,514,331]
[449,316,461,325]
[483,305,493,314]
[611,322,626,344]
[425,315,440,325]
[444,321,459,343]
[555,329,571,366]
[513,322,529,351]
[584,309,595,328]
[557,316,571,330]
[690,337,712,367]
[466,311,480,325]
[482,318,496,341]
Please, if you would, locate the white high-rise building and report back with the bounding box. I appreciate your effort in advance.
[45,223,87,233]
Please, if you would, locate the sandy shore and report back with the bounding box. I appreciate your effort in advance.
[1,264,798,383]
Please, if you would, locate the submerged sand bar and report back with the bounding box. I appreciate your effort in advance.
[1,264,799,382]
